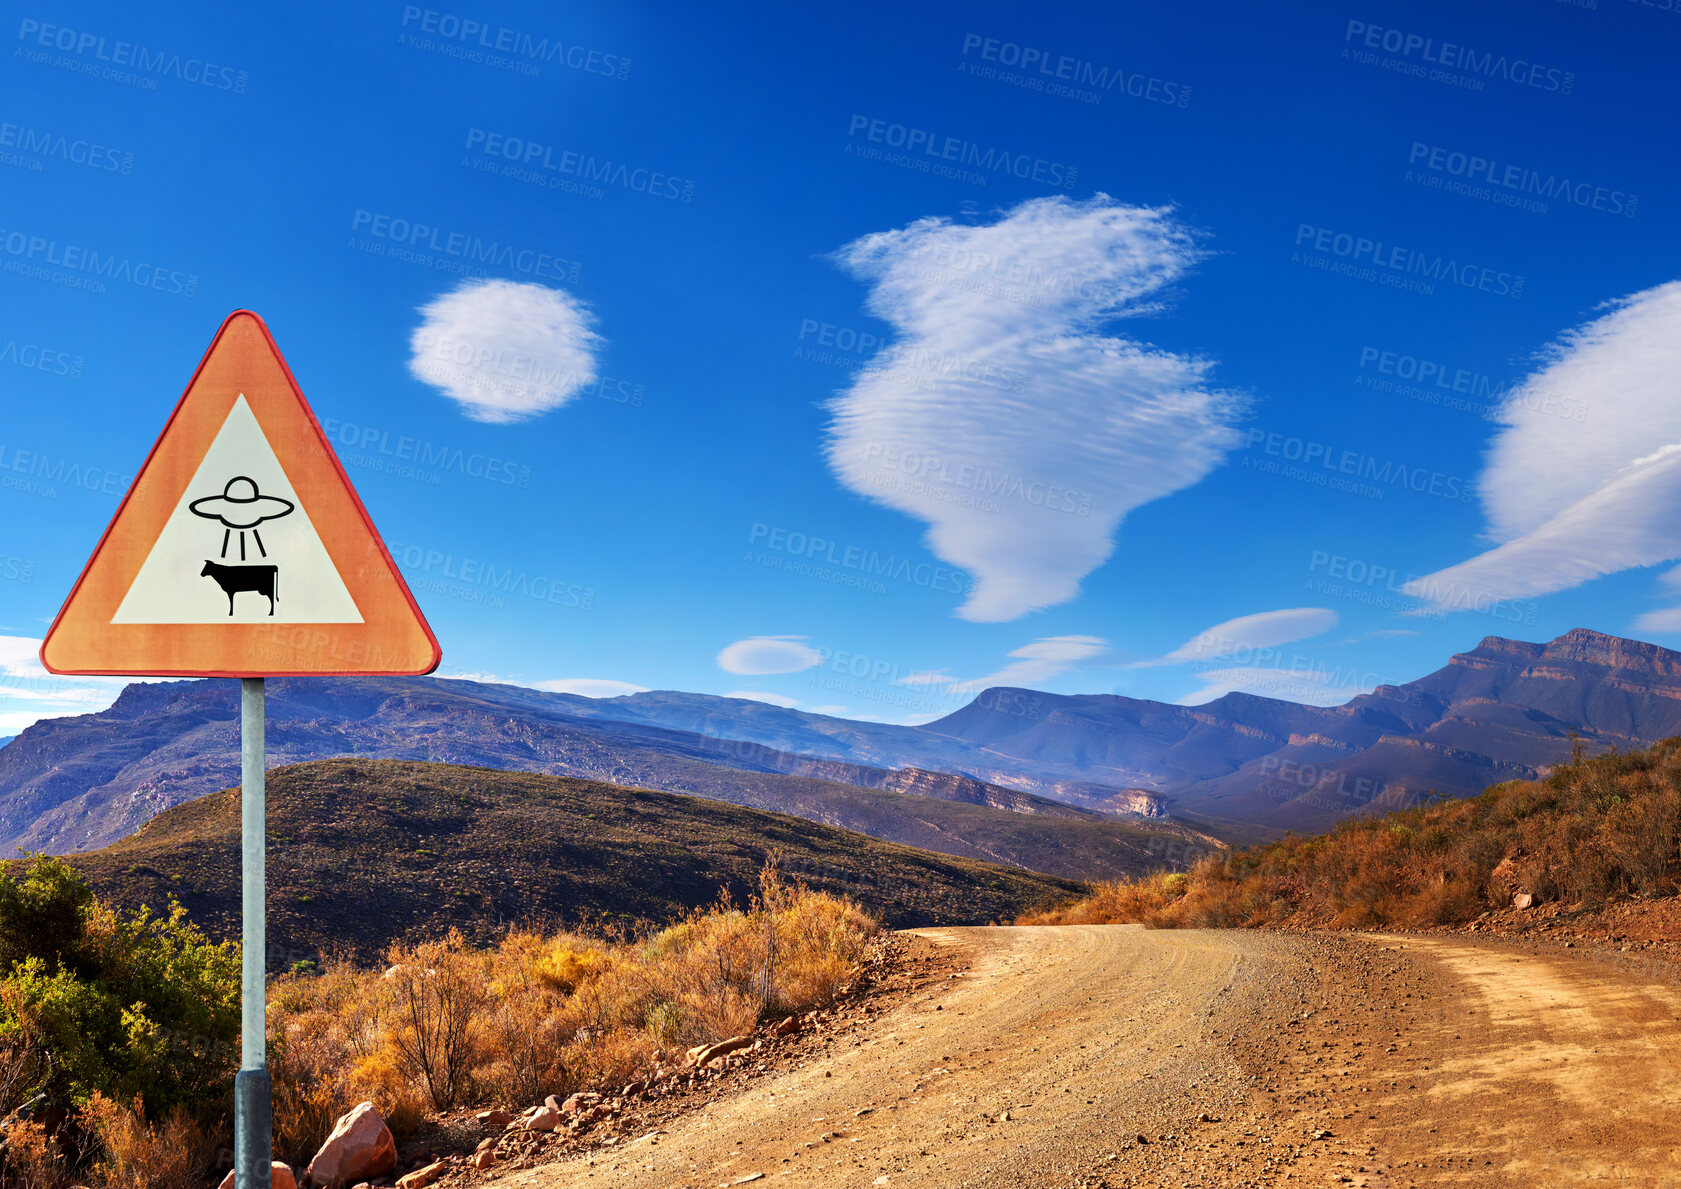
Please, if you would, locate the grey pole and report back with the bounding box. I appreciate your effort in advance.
[234,677,271,1189]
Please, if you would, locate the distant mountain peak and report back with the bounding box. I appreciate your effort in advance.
[1539,627,1681,671]
[1462,629,1681,675]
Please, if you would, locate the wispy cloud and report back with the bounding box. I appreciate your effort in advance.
[716,636,822,675]
[1160,607,1338,663]
[825,195,1244,622]
[409,278,602,423]
[903,635,1108,696]
[724,691,801,708]
[1402,282,1681,620]
[534,678,650,698]
[1176,665,1365,707]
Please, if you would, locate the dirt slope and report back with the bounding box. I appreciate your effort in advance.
[509,924,1681,1188]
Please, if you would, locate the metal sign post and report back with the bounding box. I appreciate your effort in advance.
[235,677,271,1188]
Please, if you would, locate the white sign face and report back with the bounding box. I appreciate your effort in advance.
[111,395,364,625]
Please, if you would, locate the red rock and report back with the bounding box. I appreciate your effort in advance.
[470,1149,496,1169]
[692,1035,755,1067]
[305,1102,398,1188]
[217,1162,296,1189]
[561,1091,601,1113]
[524,1105,562,1131]
[396,1161,447,1189]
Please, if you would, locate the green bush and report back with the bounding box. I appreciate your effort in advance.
[0,856,240,1117]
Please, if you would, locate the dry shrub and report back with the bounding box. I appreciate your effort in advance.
[267,956,398,1167]
[759,865,874,1011]
[81,1093,213,1189]
[635,865,875,1045]
[476,985,567,1105]
[1020,737,1681,931]
[471,930,616,1104]
[0,1120,66,1189]
[380,930,490,1111]
[345,1048,430,1138]
[1019,870,1188,926]
[267,953,434,1166]
[1405,876,1483,926]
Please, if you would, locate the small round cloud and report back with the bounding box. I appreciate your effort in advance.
[716,636,822,675]
[409,278,603,423]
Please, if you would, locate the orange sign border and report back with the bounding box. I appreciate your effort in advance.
[39,310,442,678]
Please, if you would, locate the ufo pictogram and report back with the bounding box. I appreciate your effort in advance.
[190,475,295,560]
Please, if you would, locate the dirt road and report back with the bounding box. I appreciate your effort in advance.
[519,925,1681,1188]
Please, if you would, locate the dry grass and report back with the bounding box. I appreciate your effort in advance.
[266,860,875,1167]
[80,1094,216,1189]
[1022,737,1681,930]
[0,1121,65,1189]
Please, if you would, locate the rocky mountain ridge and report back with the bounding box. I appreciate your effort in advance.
[3,628,1676,847]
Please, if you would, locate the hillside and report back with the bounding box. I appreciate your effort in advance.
[1026,736,1681,930]
[64,759,1089,959]
[0,678,1207,875]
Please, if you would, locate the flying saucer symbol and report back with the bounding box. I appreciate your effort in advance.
[189,475,295,561]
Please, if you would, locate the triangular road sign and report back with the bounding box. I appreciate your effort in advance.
[41,311,441,676]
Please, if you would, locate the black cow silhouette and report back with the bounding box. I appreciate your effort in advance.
[200,560,279,616]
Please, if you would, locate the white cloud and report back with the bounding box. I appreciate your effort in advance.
[1177,665,1367,707]
[0,637,139,737]
[409,278,602,423]
[1634,607,1681,634]
[825,195,1243,622]
[899,669,956,687]
[912,635,1108,696]
[1161,608,1338,663]
[1408,446,1681,609]
[0,636,39,675]
[1635,567,1681,633]
[806,704,850,715]
[1403,282,1681,614]
[0,636,128,707]
[534,678,650,698]
[724,691,801,708]
[716,636,821,675]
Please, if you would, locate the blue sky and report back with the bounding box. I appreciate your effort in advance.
[3,0,1679,730]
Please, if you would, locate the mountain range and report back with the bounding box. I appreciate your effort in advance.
[0,674,1209,876]
[4,627,1678,863]
[551,628,1681,832]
